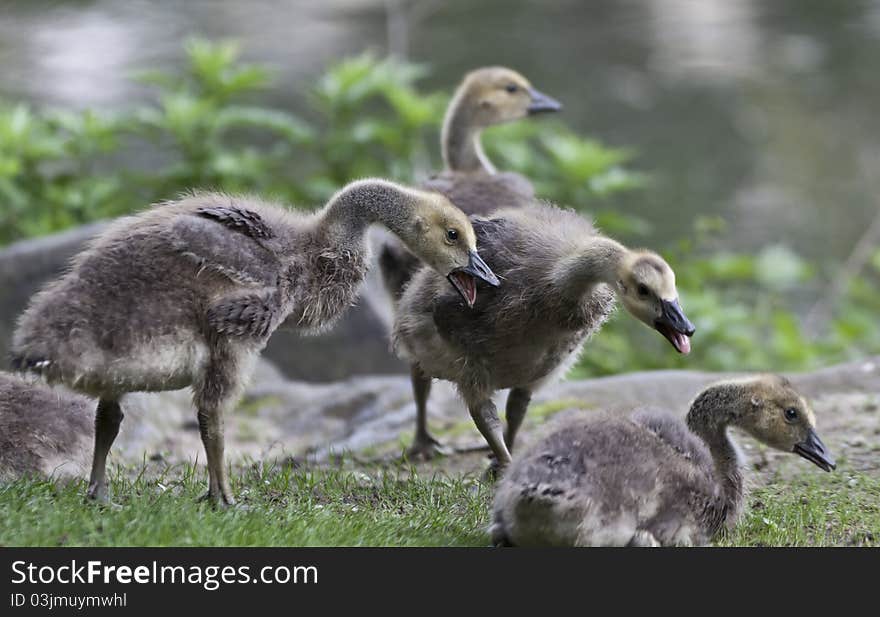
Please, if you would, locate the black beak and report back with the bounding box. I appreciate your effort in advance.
[463,250,500,287]
[527,88,562,115]
[653,298,695,355]
[793,429,836,472]
[447,250,500,308]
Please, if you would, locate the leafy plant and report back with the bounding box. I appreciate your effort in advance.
[0,104,125,244]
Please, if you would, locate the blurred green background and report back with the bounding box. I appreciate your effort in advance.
[1,0,879,376]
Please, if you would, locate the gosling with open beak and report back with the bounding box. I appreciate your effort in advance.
[654,298,695,355]
[448,250,500,307]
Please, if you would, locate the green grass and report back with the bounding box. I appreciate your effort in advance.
[719,469,880,547]
[0,462,492,547]
[1,461,877,547]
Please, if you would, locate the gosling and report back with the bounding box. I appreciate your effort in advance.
[491,375,835,547]
[11,179,499,507]
[394,203,694,464]
[0,372,92,480]
[379,66,561,303]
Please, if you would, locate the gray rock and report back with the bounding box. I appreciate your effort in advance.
[0,222,107,364]
[3,356,877,479]
[262,229,405,380]
[0,223,405,381]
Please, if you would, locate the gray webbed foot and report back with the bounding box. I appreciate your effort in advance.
[86,481,109,504]
[482,455,507,483]
[406,433,451,461]
[197,490,237,510]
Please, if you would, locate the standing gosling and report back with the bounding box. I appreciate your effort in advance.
[382,68,559,459]
[379,66,561,303]
[491,375,835,547]
[11,179,499,507]
[394,203,694,466]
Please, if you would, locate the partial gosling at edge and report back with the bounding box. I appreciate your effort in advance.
[0,371,92,480]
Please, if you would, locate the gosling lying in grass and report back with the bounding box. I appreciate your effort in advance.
[490,375,835,547]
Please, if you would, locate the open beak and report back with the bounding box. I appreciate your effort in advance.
[653,298,695,355]
[527,88,562,115]
[447,250,500,308]
[793,429,836,472]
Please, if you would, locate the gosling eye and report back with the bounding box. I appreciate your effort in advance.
[637,283,650,298]
[446,228,459,243]
[784,408,799,423]
[505,83,518,94]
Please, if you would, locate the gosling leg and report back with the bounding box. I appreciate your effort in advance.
[468,398,511,479]
[86,398,124,503]
[504,387,532,452]
[194,345,251,508]
[195,404,234,507]
[406,364,447,460]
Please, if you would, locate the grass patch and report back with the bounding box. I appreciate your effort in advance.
[1,461,876,547]
[718,468,880,547]
[0,462,492,547]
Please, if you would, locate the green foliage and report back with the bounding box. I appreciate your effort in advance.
[132,38,312,198]
[0,104,125,244]
[0,38,877,374]
[304,53,446,200]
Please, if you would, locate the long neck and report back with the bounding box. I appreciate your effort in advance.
[552,236,628,299]
[441,95,494,173]
[318,180,417,246]
[685,385,748,524]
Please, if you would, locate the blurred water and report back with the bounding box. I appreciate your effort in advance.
[1,0,879,262]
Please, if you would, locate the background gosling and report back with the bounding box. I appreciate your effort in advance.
[491,375,835,547]
[393,202,694,468]
[11,179,498,507]
[379,66,561,304]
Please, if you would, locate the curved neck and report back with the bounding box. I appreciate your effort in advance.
[686,385,748,523]
[552,237,628,299]
[441,96,495,173]
[318,181,417,245]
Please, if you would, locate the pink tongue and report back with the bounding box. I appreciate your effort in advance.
[457,273,477,306]
[675,332,692,355]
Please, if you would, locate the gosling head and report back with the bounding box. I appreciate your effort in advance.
[617,251,695,354]
[406,191,500,307]
[731,375,835,472]
[457,66,562,128]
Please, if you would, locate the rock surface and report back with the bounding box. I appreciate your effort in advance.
[0,223,107,363]
[2,357,878,479]
[0,224,404,382]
